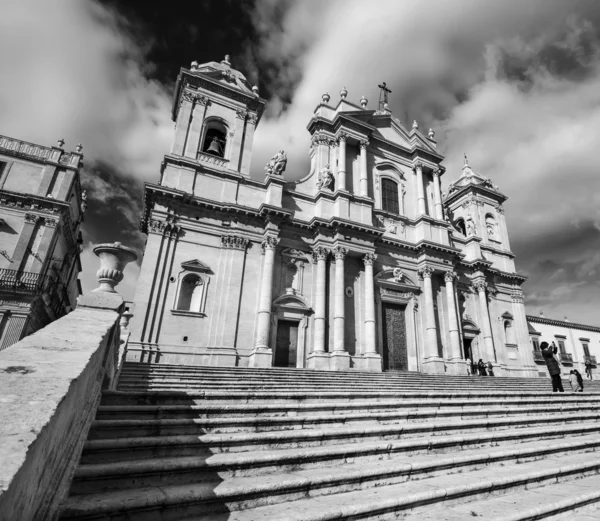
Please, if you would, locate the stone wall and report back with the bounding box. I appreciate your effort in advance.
[0,299,122,521]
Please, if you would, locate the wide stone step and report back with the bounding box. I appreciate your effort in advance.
[60,448,600,520]
[69,434,600,497]
[96,396,600,420]
[79,414,600,463]
[88,403,600,438]
[402,476,600,520]
[100,390,600,406]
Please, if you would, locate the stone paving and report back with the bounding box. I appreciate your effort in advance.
[58,363,600,520]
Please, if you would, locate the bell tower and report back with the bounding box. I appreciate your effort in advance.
[169,55,266,177]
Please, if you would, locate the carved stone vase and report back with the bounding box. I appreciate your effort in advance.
[93,242,138,293]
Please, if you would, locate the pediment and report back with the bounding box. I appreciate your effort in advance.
[181,259,212,273]
[273,292,312,314]
[375,268,420,291]
[501,311,514,320]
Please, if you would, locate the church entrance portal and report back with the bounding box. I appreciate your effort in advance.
[274,320,298,367]
[381,303,408,371]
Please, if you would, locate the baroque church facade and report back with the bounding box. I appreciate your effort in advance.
[127,56,536,376]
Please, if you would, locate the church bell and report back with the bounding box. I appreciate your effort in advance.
[206,137,222,155]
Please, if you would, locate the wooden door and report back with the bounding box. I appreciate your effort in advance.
[381,303,407,371]
[274,320,298,367]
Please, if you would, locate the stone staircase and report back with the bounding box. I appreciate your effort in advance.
[58,362,600,520]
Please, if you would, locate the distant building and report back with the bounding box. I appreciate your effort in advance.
[128,56,535,376]
[0,136,85,349]
[527,314,600,378]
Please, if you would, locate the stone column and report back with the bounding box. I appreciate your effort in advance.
[444,271,465,374]
[511,290,536,376]
[184,95,209,159]
[362,253,381,371]
[433,168,444,220]
[307,247,330,370]
[337,134,347,191]
[250,236,279,367]
[413,162,427,216]
[473,279,497,363]
[419,266,444,373]
[359,140,369,198]
[331,246,350,370]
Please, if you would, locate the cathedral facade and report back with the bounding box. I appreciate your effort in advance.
[127,56,536,376]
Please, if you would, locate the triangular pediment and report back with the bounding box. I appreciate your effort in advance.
[181,259,212,273]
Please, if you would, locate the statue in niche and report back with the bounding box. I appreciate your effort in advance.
[486,221,496,240]
[466,213,476,236]
[400,183,406,211]
[265,150,287,176]
[317,164,334,190]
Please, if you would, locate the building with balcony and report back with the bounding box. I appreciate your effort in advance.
[127,56,536,376]
[527,314,600,378]
[0,136,85,349]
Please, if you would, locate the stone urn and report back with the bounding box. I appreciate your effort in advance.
[92,242,138,293]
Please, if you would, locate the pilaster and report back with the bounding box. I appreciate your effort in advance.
[307,246,330,370]
[418,265,444,373]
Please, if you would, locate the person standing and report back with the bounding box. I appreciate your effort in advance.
[478,359,487,376]
[585,361,593,380]
[574,369,584,392]
[541,341,564,392]
[569,370,581,392]
[466,358,472,376]
[487,361,495,377]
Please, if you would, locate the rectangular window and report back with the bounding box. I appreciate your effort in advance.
[532,338,540,351]
[583,343,591,357]
[558,341,566,354]
[381,178,399,214]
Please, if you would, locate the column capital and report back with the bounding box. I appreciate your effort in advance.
[418,265,434,279]
[412,161,424,173]
[260,236,279,253]
[222,234,250,250]
[235,108,248,120]
[338,132,348,143]
[472,279,487,293]
[511,290,524,303]
[433,166,444,178]
[311,246,329,263]
[332,245,348,260]
[329,139,338,148]
[25,213,39,224]
[363,252,376,266]
[444,271,457,283]
[44,218,59,228]
[359,139,369,150]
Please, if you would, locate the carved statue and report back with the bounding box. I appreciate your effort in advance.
[486,221,496,240]
[393,268,403,283]
[81,189,88,213]
[317,164,334,190]
[466,213,476,236]
[264,150,287,176]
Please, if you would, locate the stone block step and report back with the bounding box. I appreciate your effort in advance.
[100,390,600,406]
[60,448,600,521]
[401,476,600,520]
[79,414,600,464]
[95,396,600,420]
[88,403,600,438]
[69,434,600,496]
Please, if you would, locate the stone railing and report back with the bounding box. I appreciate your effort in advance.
[0,135,52,161]
[197,150,229,168]
[0,269,52,295]
[0,242,137,521]
[559,352,574,364]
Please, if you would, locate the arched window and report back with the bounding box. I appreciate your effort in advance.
[381,178,399,214]
[201,120,228,158]
[504,320,516,345]
[486,214,497,241]
[177,274,204,312]
[455,218,466,235]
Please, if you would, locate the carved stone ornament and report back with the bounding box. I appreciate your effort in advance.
[147,219,166,235]
[236,108,248,120]
[247,113,258,125]
[495,204,505,214]
[511,290,524,303]
[25,213,39,224]
[338,133,348,143]
[317,164,334,191]
[363,252,376,266]
[444,271,457,283]
[311,246,329,263]
[412,294,419,312]
[412,161,424,173]
[222,235,250,250]
[418,266,434,279]
[260,236,279,252]
[381,287,414,300]
[311,132,330,148]
[392,267,404,282]
[44,218,58,228]
[332,246,348,260]
[359,139,369,150]
[472,279,488,293]
[264,150,287,177]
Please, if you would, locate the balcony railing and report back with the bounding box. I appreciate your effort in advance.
[0,269,52,294]
[533,349,545,362]
[585,356,597,367]
[559,352,574,364]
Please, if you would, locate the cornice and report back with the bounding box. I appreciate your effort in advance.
[527,315,600,334]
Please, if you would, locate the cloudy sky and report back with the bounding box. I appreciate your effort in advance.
[1,0,600,324]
